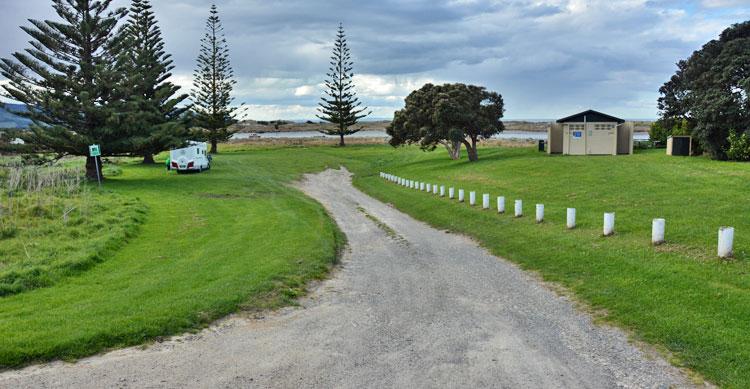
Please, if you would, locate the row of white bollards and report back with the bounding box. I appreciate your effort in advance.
[379,172,737,258]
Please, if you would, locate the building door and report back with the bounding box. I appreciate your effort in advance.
[567,124,585,155]
[587,123,616,155]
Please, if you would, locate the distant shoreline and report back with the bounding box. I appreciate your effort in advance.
[232,119,652,134]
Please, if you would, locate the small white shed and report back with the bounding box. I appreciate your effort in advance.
[547,110,633,155]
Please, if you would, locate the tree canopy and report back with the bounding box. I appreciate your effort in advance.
[317,23,370,146]
[0,0,128,179]
[658,20,750,159]
[116,0,189,164]
[190,4,239,154]
[387,83,504,161]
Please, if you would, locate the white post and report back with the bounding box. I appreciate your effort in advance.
[603,212,615,236]
[514,200,523,217]
[566,208,576,229]
[419,182,424,191]
[469,191,476,206]
[425,183,430,192]
[449,187,455,199]
[497,196,505,213]
[409,180,414,189]
[458,189,465,202]
[536,204,544,223]
[482,194,490,209]
[440,185,445,197]
[433,184,438,194]
[718,227,734,258]
[652,219,665,245]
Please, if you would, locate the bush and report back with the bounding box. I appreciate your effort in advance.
[649,121,670,146]
[726,130,750,161]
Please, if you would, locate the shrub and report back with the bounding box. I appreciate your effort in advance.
[726,130,750,161]
[649,121,671,146]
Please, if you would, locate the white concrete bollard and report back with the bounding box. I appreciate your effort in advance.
[424,183,430,192]
[440,185,445,197]
[458,189,465,202]
[514,200,522,217]
[482,194,490,209]
[536,204,544,223]
[433,184,438,194]
[603,213,615,236]
[652,219,665,245]
[718,227,734,258]
[419,182,424,191]
[497,196,505,213]
[409,180,414,189]
[566,208,576,229]
[449,187,455,199]
[469,191,476,206]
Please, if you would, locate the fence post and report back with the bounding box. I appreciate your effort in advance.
[652,219,665,245]
[566,208,576,229]
[497,196,505,213]
[603,213,615,236]
[718,227,734,258]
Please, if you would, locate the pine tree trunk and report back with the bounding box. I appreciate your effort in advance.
[85,156,103,181]
[142,153,155,164]
[210,139,218,154]
[339,134,345,147]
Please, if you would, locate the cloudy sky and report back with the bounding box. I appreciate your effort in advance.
[1,0,749,120]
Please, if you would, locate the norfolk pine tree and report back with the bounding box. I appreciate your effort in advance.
[317,24,370,147]
[0,0,128,180]
[191,4,239,154]
[117,0,189,164]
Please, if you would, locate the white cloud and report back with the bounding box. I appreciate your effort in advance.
[294,85,317,96]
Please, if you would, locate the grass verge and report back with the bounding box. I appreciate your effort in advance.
[0,151,345,367]
[346,146,749,388]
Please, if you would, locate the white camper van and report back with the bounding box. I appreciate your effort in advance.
[169,141,211,173]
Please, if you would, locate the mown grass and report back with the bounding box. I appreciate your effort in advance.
[0,150,346,367]
[344,145,750,388]
[2,143,749,388]
[0,189,146,296]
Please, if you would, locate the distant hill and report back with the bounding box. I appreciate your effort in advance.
[0,103,31,128]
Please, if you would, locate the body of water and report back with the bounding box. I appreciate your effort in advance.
[232,130,650,141]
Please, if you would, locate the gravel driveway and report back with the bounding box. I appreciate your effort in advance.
[0,167,696,388]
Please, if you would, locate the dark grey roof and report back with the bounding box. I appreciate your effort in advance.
[556,110,625,124]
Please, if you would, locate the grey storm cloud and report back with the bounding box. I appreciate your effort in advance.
[1,0,749,120]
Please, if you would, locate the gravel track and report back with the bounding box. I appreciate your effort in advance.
[0,167,696,388]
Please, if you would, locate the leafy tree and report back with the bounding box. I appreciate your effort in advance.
[0,0,127,179]
[317,23,370,146]
[658,20,750,159]
[387,83,505,162]
[190,4,239,154]
[116,0,189,164]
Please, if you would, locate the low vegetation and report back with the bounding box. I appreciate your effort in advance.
[351,146,750,388]
[0,152,344,367]
[2,143,749,388]
[0,165,146,296]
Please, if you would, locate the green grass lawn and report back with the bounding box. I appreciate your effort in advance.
[0,188,146,296]
[346,146,750,388]
[0,150,346,367]
[1,143,748,387]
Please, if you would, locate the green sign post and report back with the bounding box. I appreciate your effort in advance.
[89,144,102,186]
